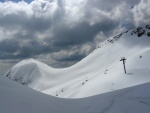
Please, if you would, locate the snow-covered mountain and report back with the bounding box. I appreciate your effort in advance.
[4,24,150,98]
[1,24,150,113]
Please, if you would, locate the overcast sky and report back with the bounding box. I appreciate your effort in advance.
[0,0,150,74]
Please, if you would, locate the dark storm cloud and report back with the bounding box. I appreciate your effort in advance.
[0,39,19,53]
[47,18,118,49]
[0,38,52,59]
[0,0,150,68]
[49,22,99,47]
[54,54,85,62]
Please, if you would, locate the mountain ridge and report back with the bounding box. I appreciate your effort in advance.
[4,24,150,98]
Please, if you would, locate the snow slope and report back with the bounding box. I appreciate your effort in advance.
[4,24,150,98]
[1,75,150,113]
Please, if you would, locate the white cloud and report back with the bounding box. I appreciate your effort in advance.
[132,0,150,26]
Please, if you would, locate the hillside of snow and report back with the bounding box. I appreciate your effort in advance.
[4,24,150,98]
[1,75,150,113]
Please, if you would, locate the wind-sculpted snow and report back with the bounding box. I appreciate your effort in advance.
[4,24,150,98]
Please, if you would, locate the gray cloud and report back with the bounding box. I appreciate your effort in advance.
[0,0,150,72]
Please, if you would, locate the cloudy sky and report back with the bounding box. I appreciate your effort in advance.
[0,0,150,74]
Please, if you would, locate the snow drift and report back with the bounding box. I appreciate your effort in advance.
[1,71,150,113]
[4,24,150,98]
